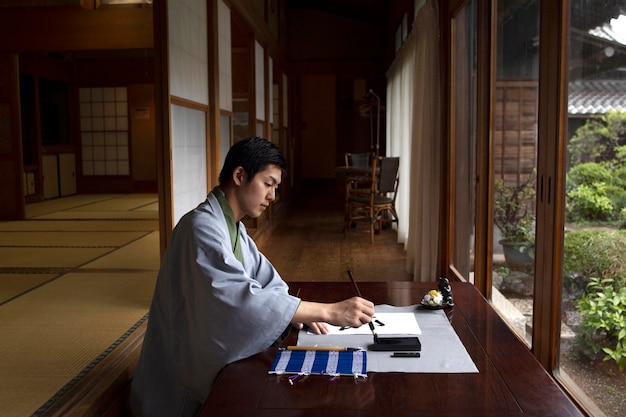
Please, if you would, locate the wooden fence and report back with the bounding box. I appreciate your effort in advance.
[494,80,538,186]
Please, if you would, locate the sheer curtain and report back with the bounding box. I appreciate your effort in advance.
[386,0,441,282]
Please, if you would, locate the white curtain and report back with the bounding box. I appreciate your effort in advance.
[386,0,441,282]
[386,39,413,245]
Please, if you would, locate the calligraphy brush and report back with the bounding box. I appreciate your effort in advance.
[346,265,379,343]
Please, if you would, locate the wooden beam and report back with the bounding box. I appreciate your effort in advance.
[0,53,25,220]
[533,0,569,371]
[0,7,153,52]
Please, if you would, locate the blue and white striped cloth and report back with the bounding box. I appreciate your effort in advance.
[269,349,367,377]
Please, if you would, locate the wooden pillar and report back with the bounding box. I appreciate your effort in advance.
[0,53,25,220]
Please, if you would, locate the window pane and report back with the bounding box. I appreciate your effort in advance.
[79,86,129,177]
[233,98,249,142]
[451,0,477,282]
[560,2,626,416]
[492,0,539,345]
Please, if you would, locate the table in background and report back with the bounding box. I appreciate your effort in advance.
[335,165,376,222]
[199,282,584,417]
[335,165,377,186]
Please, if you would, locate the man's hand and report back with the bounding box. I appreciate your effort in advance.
[293,322,330,335]
[326,296,375,328]
[292,296,375,332]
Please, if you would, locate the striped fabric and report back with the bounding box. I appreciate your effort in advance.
[269,350,367,377]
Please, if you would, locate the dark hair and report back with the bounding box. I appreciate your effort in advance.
[218,137,286,185]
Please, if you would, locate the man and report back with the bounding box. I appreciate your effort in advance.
[130,137,375,417]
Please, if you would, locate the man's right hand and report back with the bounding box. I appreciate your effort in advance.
[292,296,375,330]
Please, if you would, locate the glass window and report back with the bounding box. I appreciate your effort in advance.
[79,87,129,176]
[450,0,477,282]
[233,98,249,142]
[491,0,539,345]
[559,2,626,416]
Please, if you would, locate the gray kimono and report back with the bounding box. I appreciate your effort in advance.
[130,192,300,417]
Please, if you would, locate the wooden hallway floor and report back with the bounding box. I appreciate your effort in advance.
[260,179,412,282]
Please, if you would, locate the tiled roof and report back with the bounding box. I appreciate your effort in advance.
[588,14,626,45]
[568,15,626,116]
[568,80,626,115]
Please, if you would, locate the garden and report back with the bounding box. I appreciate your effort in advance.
[494,110,626,416]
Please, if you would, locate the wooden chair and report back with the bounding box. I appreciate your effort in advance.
[343,153,372,190]
[344,156,400,243]
[344,152,371,168]
[342,152,373,220]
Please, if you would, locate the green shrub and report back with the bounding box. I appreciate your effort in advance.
[568,230,626,370]
[565,162,626,222]
[568,110,626,165]
[566,162,613,193]
[563,230,626,299]
[567,117,626,222]
[606,184,626,219]
[614,164,626,189]
[566,183,614,221]
[563,230,626,280]
[577,277,626,372]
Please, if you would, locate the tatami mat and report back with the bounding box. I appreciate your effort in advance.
[0,231,148,247]
[0,247,116,269]
[33,211,158,220]
[0,219,159,232]
[0,271,156,417]
[62,195,157,212]
[82,232,161,271]
[0,194,159,416]
[0,274,59,304]
[24,195,123,218]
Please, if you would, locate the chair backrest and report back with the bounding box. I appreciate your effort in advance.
[377,157,399,194]
[345,152,371,168]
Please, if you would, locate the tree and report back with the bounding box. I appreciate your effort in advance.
[568,110,626,166]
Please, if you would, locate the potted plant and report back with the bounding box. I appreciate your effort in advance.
[494,171,536,268]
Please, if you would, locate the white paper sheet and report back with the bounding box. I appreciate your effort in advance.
[316,312,422,335]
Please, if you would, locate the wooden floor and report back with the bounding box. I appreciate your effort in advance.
[260,179,412,282]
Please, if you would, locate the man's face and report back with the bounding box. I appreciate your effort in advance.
[236,164,282,219]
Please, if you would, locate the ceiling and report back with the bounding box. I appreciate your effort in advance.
[284,0,390,26]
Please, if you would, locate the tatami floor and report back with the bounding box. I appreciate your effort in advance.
[0,181,409,416]
[0,194,160,417]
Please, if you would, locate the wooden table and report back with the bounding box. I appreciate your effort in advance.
[335,165,376,189]
[199,282,584,417]
[335,165,373,175]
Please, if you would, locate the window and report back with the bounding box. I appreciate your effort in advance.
[449,1,626,414]
[450,0,477,283]
[79,87,129,176]
[558,2,626,416]
[491,0,539,345]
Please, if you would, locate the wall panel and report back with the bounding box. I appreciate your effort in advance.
[171,104,207,225]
